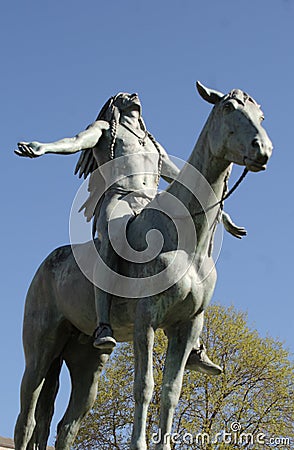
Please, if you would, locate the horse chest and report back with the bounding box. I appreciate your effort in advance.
[150,258,216,328]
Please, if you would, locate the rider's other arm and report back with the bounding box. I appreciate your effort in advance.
[158,143,180,183]
[221,211,247,239]
[16,121,109,158]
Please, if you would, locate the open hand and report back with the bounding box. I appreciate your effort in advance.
[222,211,247,239]
[15,142,45,158]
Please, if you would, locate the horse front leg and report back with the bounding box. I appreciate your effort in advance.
[155,316,201,450]
[131,301,155,450]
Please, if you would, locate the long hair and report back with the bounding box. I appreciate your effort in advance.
[74,96,117,178]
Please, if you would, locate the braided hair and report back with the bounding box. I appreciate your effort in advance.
[147,131,163,186]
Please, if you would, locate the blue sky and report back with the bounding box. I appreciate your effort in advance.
[1,0,293,445]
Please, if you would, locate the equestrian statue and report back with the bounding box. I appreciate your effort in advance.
[14,82,272,450]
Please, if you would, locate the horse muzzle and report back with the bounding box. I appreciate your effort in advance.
[244,156,267,172]
[244,137,273,172]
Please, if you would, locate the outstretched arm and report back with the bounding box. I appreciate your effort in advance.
[158,143,180,183]
[15,120,109,158]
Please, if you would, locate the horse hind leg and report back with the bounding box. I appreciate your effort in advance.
[14,330,69,450]
[14,288,71,449]
[14,365,46,450]
[27,357,63,450]
[55,337,109,450]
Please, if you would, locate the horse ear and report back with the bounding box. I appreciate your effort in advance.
[196,81,224,104]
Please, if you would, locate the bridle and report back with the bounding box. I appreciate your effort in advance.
[192,167,249,217]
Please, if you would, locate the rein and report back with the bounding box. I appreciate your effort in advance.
[153,167,249,221]
[192,167,249,217]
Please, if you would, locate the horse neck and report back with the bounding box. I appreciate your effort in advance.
[166,118,231,252]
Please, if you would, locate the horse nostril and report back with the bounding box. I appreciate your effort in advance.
[251,138,269,165]
[251,138,262,150]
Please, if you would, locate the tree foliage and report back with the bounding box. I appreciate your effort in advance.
[74,305,294,449]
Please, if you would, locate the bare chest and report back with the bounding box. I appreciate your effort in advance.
[93,125,159,161]
[115,125,159,157]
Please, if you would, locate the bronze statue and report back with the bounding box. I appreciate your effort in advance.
[14,83,272,450]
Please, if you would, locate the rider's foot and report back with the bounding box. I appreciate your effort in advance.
[185,344,222,376]
[93,323,117,350]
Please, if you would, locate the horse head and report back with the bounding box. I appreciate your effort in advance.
[196,81,273,172]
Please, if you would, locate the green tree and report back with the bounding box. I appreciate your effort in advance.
[74,305,294,449]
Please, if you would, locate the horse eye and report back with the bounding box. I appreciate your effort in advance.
[260,116,264,122]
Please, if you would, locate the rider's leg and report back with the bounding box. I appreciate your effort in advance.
[185,338,222,375]
[93,194,134,350]
[93,233,117,350]
[185,312,222,375]
[93,293,117,349]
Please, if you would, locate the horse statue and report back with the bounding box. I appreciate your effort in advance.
[14,82,272,450]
